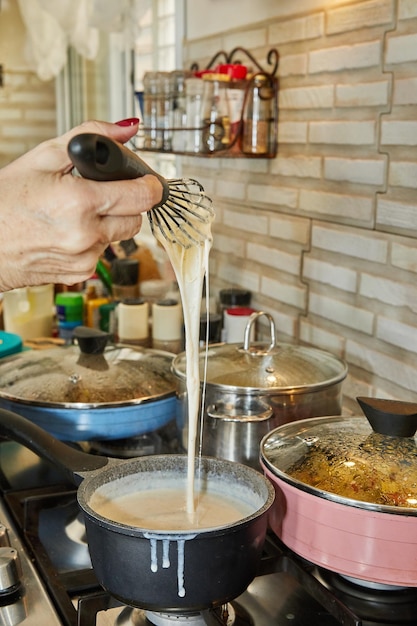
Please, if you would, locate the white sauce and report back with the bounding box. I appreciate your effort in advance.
[153,211,213,519]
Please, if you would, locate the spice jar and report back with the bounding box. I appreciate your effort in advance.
[143,71,163,150]
[111,259,139,301]
[242,74,274,155]
[184,77,205,153]
[201,73,231,152]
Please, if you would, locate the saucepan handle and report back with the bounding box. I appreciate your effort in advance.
[0,408,108,484]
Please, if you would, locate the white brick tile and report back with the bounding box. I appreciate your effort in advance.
[247,183,298,209]
[212,233,245,258]
[376,316,417,354]
[385,32,417,64]
[310,121,376,145]
[269,214,311,244]
[309,292,374,333]
[223,208,268,235]
[279,53,308,77]
[309,40,381,73]
[383,120,417,146]
[224,28,267,51]
[389,161,417,189]
[260,276,306,310]
[393,77,417,105]
[215,178,246,201]
[346,339,417,394]
[336,80,390,107]
[216,263,260,295]
[342,375,375,407]
[0,108,22,120]
[312,224,388,263]
[299,319,345,356]
[269,13,324,45]
[391,242,417,272]
[303,257,358,292]
[279,85,334,110]
[326,0,393,34]
[299,189,374,223]
[399,0,417,19]
[278,121,308,144]
[377,197,417,230]
[2,124,55,139]
[324,156,385,185]
[266,309,298,339]
[271,155,321,179]
[359,272,417,312]
[247,242,301,275]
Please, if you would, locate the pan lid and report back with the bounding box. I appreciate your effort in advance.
[261,397,417,512]
[0,327,176,408]
[172,311,347,393]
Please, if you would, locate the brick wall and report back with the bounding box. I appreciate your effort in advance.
[0,2,57,168]
[183,0,417,412]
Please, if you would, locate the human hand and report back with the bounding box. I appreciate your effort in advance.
[0,118,163,291]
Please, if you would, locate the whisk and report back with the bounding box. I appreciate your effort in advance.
[67,133,214,249]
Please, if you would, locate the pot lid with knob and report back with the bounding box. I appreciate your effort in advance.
[172,311,347,393]
[0,326,176,408]
[261,396,417,514]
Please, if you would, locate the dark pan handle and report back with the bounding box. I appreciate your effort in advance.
[357,396,417,437]
[0,408,109,484]
[67,133,169,206]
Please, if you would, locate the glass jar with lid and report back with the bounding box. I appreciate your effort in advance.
[242,73,274,155]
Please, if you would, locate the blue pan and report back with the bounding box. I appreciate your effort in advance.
[0,328,177,441]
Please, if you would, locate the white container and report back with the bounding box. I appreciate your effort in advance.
[118,299,149,346]
[152,299,183,353]
[2,284,54,341]
[224,307,256,344]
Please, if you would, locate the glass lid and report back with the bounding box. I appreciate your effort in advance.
[261,397,417,512]
[0,327,176,407]
[173,312,347,392]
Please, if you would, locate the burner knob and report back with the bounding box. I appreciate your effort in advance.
[0,547,22,595]
[0,524,11,547]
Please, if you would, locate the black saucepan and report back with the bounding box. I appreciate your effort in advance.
[0,408,274,611]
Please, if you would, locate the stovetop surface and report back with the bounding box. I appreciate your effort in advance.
[1,439,417,626]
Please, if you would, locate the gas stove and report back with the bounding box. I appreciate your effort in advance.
[1,437,416,626]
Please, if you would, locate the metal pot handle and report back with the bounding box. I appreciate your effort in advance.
[243,311,276,353]
[207,403,273,423]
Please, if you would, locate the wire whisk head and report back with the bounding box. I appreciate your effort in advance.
[148,178,214,249]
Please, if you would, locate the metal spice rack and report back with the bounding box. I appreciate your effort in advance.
[134,47,279,159]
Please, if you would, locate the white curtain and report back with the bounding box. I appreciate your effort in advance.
[16,0,140,81]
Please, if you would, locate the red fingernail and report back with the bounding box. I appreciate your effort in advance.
[115,117,140,127]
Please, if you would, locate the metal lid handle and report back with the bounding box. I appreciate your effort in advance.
[243,311,276,352]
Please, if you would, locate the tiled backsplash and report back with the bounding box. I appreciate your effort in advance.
[183,0,417,412]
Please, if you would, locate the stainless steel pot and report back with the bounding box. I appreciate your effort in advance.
[172,312,347,469]
[0,327,177,441]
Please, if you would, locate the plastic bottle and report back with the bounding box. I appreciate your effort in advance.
[55,292,84,343]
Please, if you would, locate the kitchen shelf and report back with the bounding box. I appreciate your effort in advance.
[133,47,279,159]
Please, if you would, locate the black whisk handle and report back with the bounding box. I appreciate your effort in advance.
[67,133,169,206]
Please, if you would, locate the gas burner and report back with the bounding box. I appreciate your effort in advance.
[115,603,254,626]
[316,567,417,624]
[88,421,178,458]
[38,498,91,571]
